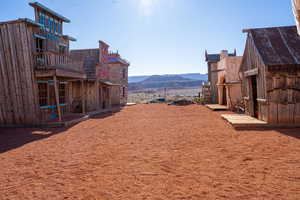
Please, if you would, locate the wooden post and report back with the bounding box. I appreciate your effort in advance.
[81,80,86,114]
[53,75,62,122]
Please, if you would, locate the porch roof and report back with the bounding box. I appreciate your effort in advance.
[35,66,86,79]
[99,80,120,86]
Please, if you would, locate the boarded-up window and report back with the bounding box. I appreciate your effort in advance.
[38,83,48,106]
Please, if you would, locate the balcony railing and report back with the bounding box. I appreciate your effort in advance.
[34,51,84,72]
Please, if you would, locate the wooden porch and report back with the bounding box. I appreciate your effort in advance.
[205,104,228,111]
[221,114,300,129]
[35,67,87,123]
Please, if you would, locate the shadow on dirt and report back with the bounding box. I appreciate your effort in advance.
[0,127,67,154]
[0,108,123,154]
[275,128,300,139]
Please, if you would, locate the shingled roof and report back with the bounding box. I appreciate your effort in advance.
[244,26,300,66]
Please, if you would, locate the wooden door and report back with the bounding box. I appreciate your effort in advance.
[251,76,258,118]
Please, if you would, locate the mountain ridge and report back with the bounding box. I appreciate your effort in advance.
[129,73,208,83]
[128,74,206,91]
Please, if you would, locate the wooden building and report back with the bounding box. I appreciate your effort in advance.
[216,51,243,110]
[0,2,87,126]
[292,0,300,34]
[70,41,129,112]
[240,26,300,125]
[205,50,237,104]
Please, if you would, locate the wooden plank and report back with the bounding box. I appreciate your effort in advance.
[8,23,25,124]
[81,80,86,114]
[28,26,40,123]
[19,22,34,124]
[0,25,10,124]
[278,103,289,124]
[15,22,29,124]
[295,103,300,124]
[244,68,259,77]
[268,102,278,124]
[53,75,62,122]
[2,24,18,124]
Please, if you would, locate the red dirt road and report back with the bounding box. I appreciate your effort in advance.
[0,104,300,200]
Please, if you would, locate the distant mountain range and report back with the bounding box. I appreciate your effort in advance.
[128,74,208,91]
[128,73,208,83]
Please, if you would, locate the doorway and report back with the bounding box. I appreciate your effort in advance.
[251,76,258,118]
[222,86,227,106]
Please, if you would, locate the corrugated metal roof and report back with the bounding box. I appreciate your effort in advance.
[247,26,300,66]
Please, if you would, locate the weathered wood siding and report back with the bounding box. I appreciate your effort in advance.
[266,70,300,124]
[108,63,128,105]
[208,62,219,104]
[0,22,40,125]
[241,33,268,121]
[85,81,100,112]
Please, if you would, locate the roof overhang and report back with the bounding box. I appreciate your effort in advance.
[29,2,71,23]
[35,67,86,79]
[63,35,77,42]
[99,80,120,86]
[0,18,43,27]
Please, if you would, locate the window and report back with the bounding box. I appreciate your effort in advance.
[58,21,62,34]
[59,45,66,54]
[122,87,126,97]
[122,68,126,79]
[38,83,48,106]
[59,83,66,104]
[45,15,49,30]
[36,38,44,52]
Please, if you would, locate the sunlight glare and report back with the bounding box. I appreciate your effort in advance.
[139,0,158,16]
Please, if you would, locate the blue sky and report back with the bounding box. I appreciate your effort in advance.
[0,0,296,76]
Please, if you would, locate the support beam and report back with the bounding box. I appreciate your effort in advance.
[244,68,258,77]
[53,75,62,122]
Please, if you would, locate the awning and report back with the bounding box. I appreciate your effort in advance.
[33,33,46,40]
[99,80,120,86]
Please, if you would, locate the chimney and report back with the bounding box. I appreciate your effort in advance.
[220,50,228,60]
[99,40,109,63]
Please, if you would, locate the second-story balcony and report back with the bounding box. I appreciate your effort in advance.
[34,51,86,79]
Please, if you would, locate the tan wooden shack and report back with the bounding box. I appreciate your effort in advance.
[240,26,300,125]
[205,50,236,104]
[0,2,87,126]
[216,51,243,110]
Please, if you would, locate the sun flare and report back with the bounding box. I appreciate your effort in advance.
[139,0,158,16]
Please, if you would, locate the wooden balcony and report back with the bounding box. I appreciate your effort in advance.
[34,51,86,79]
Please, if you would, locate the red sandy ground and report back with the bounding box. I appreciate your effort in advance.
[0,104,300,200]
